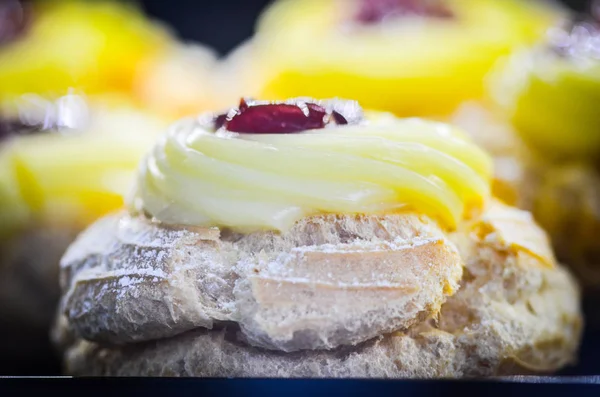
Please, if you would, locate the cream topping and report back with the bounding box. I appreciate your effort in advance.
[130,100,492,233]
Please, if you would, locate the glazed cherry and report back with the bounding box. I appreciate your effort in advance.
[355,0,454,24]
[214,99,348,134]
[226,102,326,134]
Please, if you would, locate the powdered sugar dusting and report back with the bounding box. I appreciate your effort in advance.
[291,236,441,254]
[249,275,416,289]
[60,210,462,351]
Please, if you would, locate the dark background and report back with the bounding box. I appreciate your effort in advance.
[139,0,275,56]
[137,0,595,56]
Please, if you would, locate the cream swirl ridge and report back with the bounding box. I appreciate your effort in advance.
[130,101,493,233]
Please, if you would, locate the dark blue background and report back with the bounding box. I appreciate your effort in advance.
[138,0,595,56]
[1,378,600,396]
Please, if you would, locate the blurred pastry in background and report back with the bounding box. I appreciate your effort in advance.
[451,102,535,210]
[0,0,171,102]
[215,38,260,109]
[52,97,582,378]
[0,93,167,374]
[133,42,221,120]
[0,1,222,372]
[488,3,600,161]
[227,0,565,119]
[0,0,221,123]
[454,2,600,292]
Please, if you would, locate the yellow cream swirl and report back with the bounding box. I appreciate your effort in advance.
[131,110,493,233]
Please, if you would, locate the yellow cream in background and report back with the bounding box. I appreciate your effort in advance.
[239,0,562,118]
[0,95,169,234]
[488,46,600,161]
[0,0,171,102]
[132,109,493,233]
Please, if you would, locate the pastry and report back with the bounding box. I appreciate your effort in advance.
[0,93,167,373]
[487,5,600,161]
[456,2,600,293]
[226,0,564,119]
[0,0,220,122]
[52,97,582,378]
[0,0,170,101]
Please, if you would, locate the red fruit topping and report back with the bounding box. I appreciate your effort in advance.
[238,97,250,112]
[354,0,454,24]
[214,98,351,134]
[227,103,326,134]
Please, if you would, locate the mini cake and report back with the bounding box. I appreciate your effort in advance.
[225,0,564,119]
[52,97,582,378]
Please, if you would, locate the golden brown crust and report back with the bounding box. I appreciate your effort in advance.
[58,211,463,352]
[56,201,582,377]
[53,199,583,377]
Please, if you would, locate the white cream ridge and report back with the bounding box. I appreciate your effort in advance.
[130,100,493,233]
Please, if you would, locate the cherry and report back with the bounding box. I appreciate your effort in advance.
[224,101,327,134]
[354,0,454,24]
[213,98,349,134]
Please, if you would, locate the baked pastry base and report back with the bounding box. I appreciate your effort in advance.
[54,201,582,378]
